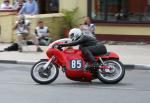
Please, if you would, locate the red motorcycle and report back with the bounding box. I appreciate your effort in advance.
[31,38,125,84]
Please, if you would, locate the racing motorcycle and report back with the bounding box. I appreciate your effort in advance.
[31,38,125,84]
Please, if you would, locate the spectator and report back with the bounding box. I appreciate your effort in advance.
[13,0,25,11]
[13,15,42,52]
[80,16,96,37]
[0,0,13,9]
[35,20,53,46]
[18,0,38,15]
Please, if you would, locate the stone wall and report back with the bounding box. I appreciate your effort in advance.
[0,11,16,42]
[0,13,65,42]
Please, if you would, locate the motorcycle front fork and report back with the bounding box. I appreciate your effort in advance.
[43,56,56,70]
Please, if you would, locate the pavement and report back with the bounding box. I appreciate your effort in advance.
[0,43,150,70]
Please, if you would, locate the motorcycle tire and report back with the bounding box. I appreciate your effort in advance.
[97,59,125,84]
[31,59,59,84]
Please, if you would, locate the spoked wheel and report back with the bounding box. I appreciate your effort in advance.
[31,59,59,84]
[97,60,125,84]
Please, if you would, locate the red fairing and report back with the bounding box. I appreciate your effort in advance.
[46,48,66,66]
[63,48,92,82]
[47,48,92,82]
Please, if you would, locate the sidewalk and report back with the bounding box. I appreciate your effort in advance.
[0,43,150,70]
[0,43,47,64]
[106,44,150,70]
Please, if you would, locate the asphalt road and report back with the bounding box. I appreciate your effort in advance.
[0,63,150,103]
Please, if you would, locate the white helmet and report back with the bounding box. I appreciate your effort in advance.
[69,28,82,41]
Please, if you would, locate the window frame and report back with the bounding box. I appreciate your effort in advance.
[87,0,150,24]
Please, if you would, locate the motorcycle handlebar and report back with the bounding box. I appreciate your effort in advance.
[53,44,63,51]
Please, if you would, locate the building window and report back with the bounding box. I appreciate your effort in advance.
[89,0,150,22]
[13,0,59,14]
[38,0,59,14]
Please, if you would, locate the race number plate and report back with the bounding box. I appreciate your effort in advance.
[70,59,83,70]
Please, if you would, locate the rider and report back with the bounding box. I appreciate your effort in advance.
[58,28,107,70]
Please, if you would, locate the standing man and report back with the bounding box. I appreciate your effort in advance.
[13,15,43,52]
[18,0,38,15]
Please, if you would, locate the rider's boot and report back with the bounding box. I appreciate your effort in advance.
[84,63,90,71]
[84,62,99,71]
[92,62,99,70]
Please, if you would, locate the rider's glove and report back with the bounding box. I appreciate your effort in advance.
[57,44,63,50]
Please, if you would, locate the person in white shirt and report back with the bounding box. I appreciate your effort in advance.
[13,15,42,52]
[80,17,96,37]
[0,0,13,9]
[35,21,53,46]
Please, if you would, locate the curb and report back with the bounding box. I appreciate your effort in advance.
[0,60,150,70]
[134,64,150,70]
[124,64,150,70]
[124,64,135,70]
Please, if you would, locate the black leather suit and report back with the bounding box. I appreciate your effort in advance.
[60,35,107,63]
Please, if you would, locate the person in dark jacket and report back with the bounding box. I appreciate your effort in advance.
[58,28,107,69]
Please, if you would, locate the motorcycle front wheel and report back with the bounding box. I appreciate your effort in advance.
[97,60,125,84]
[31,59,59,84]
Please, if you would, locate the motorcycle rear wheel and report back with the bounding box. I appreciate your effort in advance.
[97,60,125,84]
[31,59,59,84]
